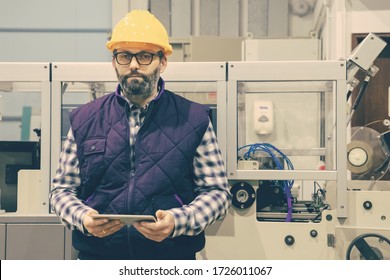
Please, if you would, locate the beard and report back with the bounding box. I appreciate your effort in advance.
[116,67,160,101]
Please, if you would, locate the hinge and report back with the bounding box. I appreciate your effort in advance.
[327,234,335,247]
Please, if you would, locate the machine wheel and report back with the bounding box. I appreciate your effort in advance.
[346,233,390,260]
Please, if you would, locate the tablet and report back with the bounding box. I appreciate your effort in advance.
[90,214,156,225]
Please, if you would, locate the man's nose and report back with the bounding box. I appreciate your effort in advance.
[128,56,140,70]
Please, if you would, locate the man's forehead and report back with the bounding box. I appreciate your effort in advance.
[113,42,163,53]
[116,48,146,53]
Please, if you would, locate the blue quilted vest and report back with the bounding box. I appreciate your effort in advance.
[70,83,210,259]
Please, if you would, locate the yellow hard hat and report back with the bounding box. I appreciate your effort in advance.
[106,10,173,56]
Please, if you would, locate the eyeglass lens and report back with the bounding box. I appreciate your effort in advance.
[115,52,155,65]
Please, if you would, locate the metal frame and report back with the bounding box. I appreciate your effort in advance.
[1,61,348,218]
[0,62,51,212]
[3,61,387,259]
[226,60,348,218]
[163,62,227,161]
[50,62,228,184]
[50,62,116,180]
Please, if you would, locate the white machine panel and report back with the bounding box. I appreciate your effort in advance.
[243,38,321,61]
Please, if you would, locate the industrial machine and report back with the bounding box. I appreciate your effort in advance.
[0,63,51,215]
[199,33,390,260]
[0,33,388,260]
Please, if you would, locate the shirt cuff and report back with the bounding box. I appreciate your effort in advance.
[166,208,189,238]
[75,207,94,235]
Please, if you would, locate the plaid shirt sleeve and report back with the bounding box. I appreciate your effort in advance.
[166,121,232,237]
[50,129,92,233]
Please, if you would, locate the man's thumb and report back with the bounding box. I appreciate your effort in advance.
[155,209,165,220]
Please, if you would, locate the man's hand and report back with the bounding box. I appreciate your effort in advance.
[83,210,124,238]
[134,210,175,242]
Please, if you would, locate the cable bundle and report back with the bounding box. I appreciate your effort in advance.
[238,143,294,222]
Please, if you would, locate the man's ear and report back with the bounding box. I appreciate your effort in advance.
[159,56,167,73]
[111,56,116,68]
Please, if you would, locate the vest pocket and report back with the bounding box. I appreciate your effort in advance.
[83,137,106,155]
[82,138,106,172]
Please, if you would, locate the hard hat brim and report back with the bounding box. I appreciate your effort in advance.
[107,41,172,56]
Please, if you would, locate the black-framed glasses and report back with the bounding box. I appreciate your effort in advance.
[113,51,162,66]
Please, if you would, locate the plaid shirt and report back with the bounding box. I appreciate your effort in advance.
[50,93,231,238]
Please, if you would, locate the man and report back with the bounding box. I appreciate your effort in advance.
[50,10,231,260]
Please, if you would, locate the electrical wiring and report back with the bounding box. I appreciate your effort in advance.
[310,205,329,223]
[238,143,294,222]
[313,181,326,197]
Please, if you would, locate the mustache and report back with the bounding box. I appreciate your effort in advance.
[123,71,147,80]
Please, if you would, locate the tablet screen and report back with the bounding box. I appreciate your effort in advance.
[90,214,156,225]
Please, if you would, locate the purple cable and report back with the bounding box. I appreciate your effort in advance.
[174,194,184,206]
[285,183,293,222]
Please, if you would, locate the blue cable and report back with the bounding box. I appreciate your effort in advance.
[238,143,294,222]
